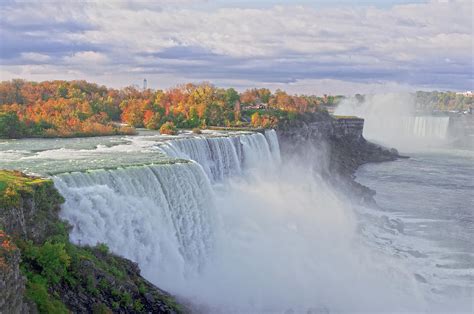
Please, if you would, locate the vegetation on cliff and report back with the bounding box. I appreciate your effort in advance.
[0,79,339,138]
[0,170,183,313]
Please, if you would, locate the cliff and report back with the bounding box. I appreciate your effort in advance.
[0,171,183,314]
[277,111,400,202]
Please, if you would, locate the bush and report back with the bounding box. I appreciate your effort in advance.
[159,121,178,135]
[96,243,109,254]
[35,242,71,284]
[26,275,68,314]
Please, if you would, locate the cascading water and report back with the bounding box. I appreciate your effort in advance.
[54,130,424,312]
[264,129,282,164]
[158,131,280,181]
[158,136,242,182]
[404,116,450,139]
[55,162,216,280]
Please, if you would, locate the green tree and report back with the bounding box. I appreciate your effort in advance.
[224,88,239,110]
[0,111,24,138]
[204,103,224,126]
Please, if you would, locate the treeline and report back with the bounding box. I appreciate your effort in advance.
[415,91,473,112]
[0,79,335,138]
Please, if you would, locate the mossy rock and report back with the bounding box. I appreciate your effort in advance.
[1,170,184,313]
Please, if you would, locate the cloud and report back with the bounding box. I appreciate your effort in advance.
[0,0,472,93]
[20,52,51,62]
[64,51,108,65]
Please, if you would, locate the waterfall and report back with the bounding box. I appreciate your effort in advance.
[403,116,450,139]
[55,162,216,278]
[158,136,242,182]
[158,131,280,181]
[55,131,280,289]
[52,130,426,311]
[265,129,282,164]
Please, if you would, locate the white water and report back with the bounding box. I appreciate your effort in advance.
[335,93,452,151]
[54,130,429,312]
[55,162,216,279]
[335,94,473,312]
[403,116,450,140]
[158,131,280,181]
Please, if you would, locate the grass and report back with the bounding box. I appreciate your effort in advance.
[332,115,361,119]
[0,170,53,208]
[0,170,49,193]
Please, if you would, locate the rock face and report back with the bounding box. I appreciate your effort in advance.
[0,178,64,244]
[0,171,183,314]
[277,111,400,202]
[0,231,32,314]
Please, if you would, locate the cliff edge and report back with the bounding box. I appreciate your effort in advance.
[0,171,183,314]
[277,111,400,202]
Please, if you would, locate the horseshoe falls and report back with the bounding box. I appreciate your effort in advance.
[403,116,450,140]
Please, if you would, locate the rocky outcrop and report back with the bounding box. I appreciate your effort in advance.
[277,111,400,203]
[0,231,33,313]
[0,177,64,244]
[0,171,183,314]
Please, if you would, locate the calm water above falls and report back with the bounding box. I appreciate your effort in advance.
[355,148,474,311]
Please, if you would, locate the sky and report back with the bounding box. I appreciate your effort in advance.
[0,0,472,95]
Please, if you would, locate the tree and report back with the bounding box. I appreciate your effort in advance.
[143,110,161,130]
[224,88,239,110]
[0,111,24,138]
[120,99,145,127]
[251,112,261,127]
[159,121,177,135]
[204,103,224,126]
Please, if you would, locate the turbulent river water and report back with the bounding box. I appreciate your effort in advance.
[0,127,472,313]
[355,148,473,312]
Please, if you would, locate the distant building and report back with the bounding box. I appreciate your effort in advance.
[244,102,268,110]
[456,91,473,97]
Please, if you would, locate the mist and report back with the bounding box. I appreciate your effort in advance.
[55,133,444,313]
[334,93,452,153]
[152,150,424,313]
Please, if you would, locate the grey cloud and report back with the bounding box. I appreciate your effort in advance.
[0,0,472,92]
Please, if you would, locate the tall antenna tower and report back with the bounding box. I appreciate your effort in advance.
[143,78,147,90]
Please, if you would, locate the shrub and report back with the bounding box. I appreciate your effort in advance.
[26,275,68,314]
[35,242,71,284]
[133,300,144,312]
[96,243,109,254]
[159,121,178,135]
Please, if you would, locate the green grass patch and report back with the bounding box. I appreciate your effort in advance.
[332,115,361,119]
[0,170,48,192]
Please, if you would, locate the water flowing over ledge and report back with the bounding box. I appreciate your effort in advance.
[158,130,280,182]
[55,130,281,285]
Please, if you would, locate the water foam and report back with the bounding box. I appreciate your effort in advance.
[55,130,424,312]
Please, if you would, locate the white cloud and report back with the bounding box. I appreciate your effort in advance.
[20,52,51,62]
[1,0,472,93]
[64,51,108,65]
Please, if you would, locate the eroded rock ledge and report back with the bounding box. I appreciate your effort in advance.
[277,111,401,203]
